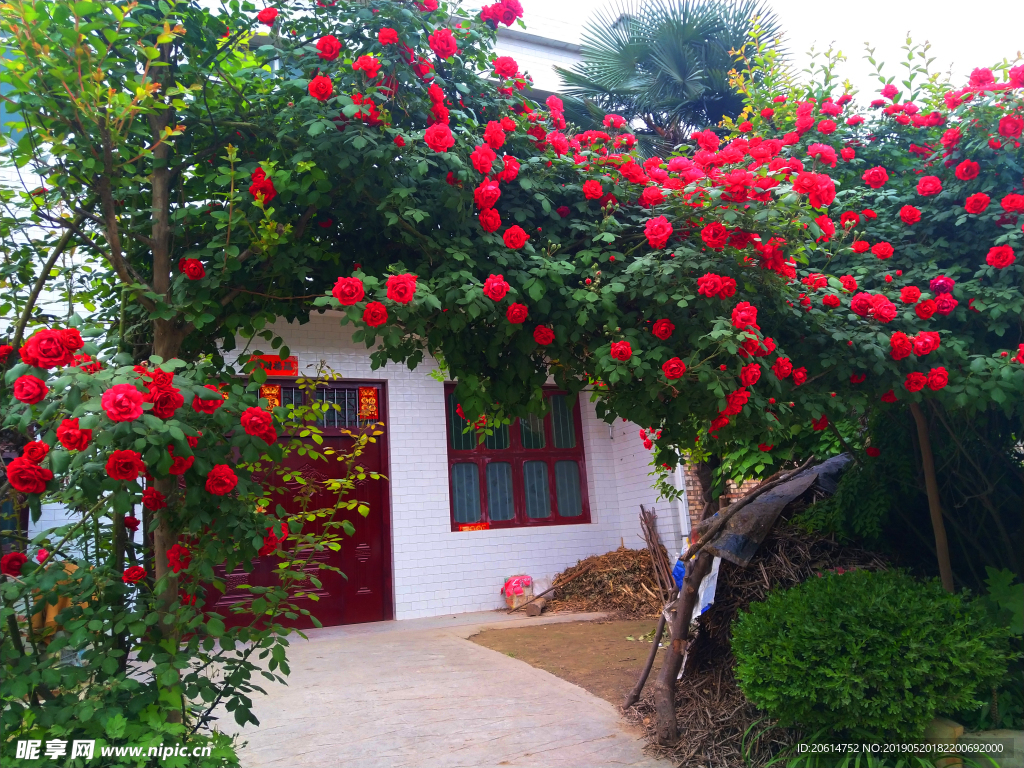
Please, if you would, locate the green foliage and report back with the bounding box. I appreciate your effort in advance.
[732,569,1013,740]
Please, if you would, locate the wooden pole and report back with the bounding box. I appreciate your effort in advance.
[622,612,666,709]
[909,401,955,592]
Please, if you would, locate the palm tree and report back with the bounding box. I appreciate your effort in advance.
[555,0,784,153]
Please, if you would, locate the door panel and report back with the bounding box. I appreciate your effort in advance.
[205,386,389,629]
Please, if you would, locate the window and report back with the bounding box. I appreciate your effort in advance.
[273,384,381,432]
[445,385,590,529]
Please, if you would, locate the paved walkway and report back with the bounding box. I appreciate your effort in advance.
[224,611,672,768]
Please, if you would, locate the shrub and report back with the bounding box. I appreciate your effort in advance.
[732,569,1012,740]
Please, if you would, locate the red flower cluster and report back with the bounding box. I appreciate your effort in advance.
[241,406,277,445]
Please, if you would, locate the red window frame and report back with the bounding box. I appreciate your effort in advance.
[444,384,591,530]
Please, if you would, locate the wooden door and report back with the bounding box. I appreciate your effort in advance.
[205,383,391,629]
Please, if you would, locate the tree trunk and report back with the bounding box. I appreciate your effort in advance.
[909,401,955,592]
[651,457,720,745]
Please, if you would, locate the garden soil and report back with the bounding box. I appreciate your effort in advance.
[469,618,665,706]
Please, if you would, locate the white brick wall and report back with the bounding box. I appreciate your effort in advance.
[261,311,681,620]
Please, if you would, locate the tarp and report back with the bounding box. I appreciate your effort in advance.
[699,454,852,568]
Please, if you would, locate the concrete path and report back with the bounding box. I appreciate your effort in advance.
[224,611,673,768]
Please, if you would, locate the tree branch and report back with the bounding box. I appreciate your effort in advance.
[12,209,91,350]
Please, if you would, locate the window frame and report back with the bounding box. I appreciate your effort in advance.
[444,384,591,531]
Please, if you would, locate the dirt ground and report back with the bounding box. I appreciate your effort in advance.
[470,618,664,706]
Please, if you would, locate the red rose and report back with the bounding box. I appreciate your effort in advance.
[900,205,921,225]
[998,114,1023,138]
[493,56,519,78]
[812,414,828,431]
[914,299,937,319]
[257,7,277,25]
[241,406,274,438]
[506,303,528,324]
[363,301,389,327]
[954,159,980,181]
[316,35,342,60]
[56,418,92,451]
[482,274,510,302]
[638,186,664,209]
[353,55,381,79]
[428,28,458,58]
[772,357,792,379]
[652,319,674,340]
[556,206,570,218]
[125,515,141,533]
[476,207,501,233]
[700,221,729,249]
[167,543,192,574]
[0,344,12,363]
[503,225,529,250]
[821,294,840,308]
[916,176,942,196]
[861,166,889,189]
[697,273,724,298]
[424,123,455,152]
[122,565,146,584]
[1001,194,1024,213]
[2,552,29,576]
[167,445,195,475]
[719,276,737,298]
[59,328,83,352]
[483,121,506,150]
[935,294,958,315]
[965,193,990,213]
[13,374,48,405]
[148,386,184,419]
[101,383,144,421]
[332,277,365,306]
[840,211,860,229]
[105,449,145,481]
[6,457,53,494]
[178,258,205,280]
[582,180,603,200]
[378,27,398,45]
[191,384,225,414]
[610,341,632,362]
[662,358,686,379]
[386,274,417,304]
[21,329,74,369]
[792,367,808,385]
[142,487,166,511]
[871,242,894,260]
[249,174,276,204]
[731,301,758,330]
[205,464,239,496]
[470,144,496,175]
[739,363,761,387]
[533,326,555,345]
[914,331,941,356]
[645,216,673,249]
[986,245,1016,269]
[850,293,873,316]
[307,75,333,101]
[900,286,921,304]
[840,275,858,292]
[865,446,880,457]
[904,372,927,392]
[850,373,866,384]
[497,155,520,182]
[890,332,913,360]
[881,389,897,403]
[22,441,49,464]
[474,180,501,209]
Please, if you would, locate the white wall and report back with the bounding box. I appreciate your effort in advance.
[260,310,673,620]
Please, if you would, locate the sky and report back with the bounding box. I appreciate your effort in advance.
[511,0,1024,96]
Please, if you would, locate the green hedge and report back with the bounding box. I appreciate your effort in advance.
[732,569,1011,740]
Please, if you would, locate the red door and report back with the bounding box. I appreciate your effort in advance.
[205,383,391,629]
